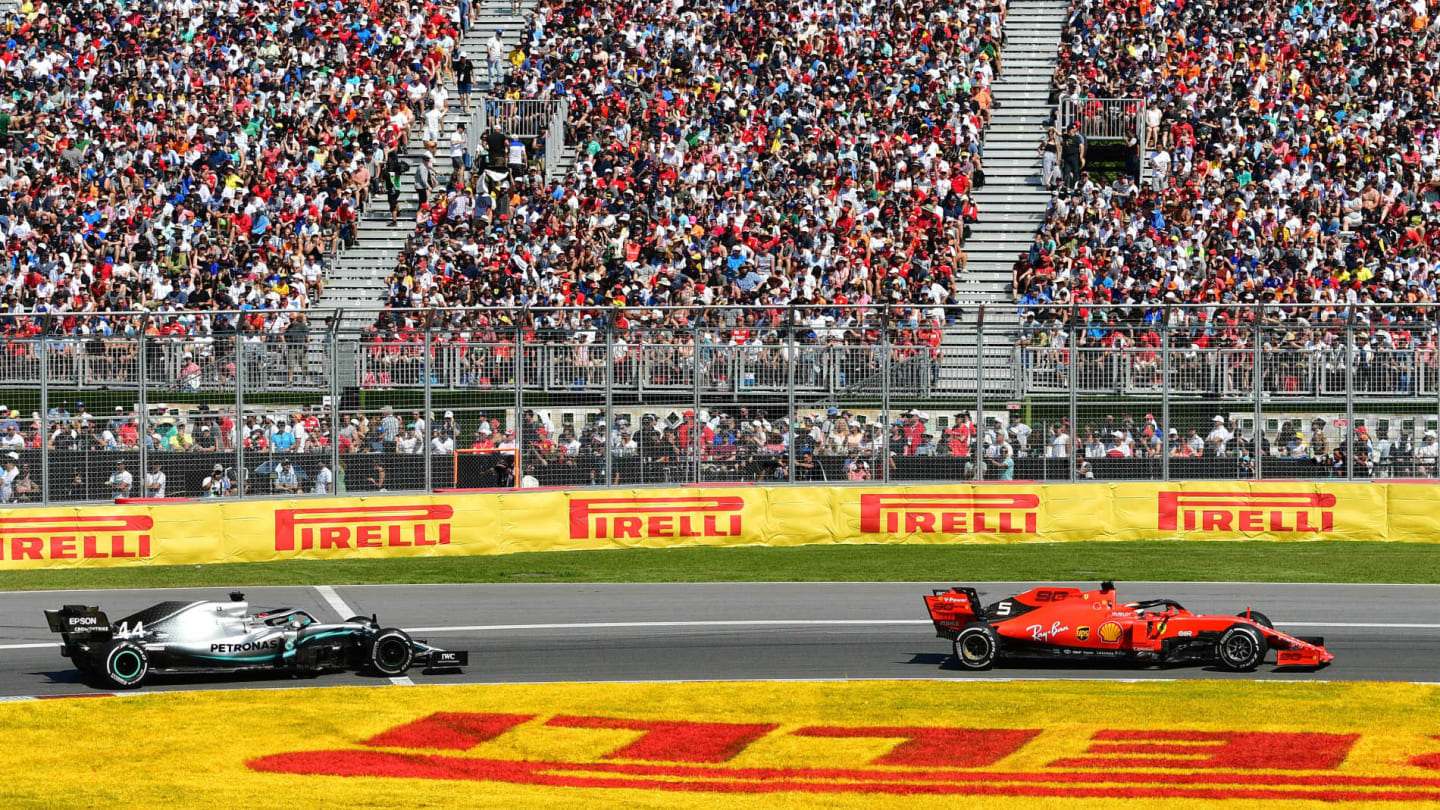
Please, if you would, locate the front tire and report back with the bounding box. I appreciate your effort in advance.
[952,622,1000,670]
[367,628,414,676]
[99,640,149,689]
[1216,624,1267,671]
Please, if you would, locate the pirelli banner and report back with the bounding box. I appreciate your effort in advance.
[1,481,1438,569]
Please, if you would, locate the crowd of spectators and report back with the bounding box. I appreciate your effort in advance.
[376,0,1006,349]
[0,0,465,324]
[7,391,1440,503]
[1015,0,1440,367]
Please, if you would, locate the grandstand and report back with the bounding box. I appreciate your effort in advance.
[0,0,1437,504]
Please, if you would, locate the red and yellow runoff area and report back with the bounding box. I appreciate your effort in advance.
[3,680,1438,808]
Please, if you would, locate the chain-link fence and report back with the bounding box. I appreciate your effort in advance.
[2,304,1438,505]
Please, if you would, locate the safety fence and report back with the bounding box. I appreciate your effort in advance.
[1,480,1435,570]
[1,305,1439,506]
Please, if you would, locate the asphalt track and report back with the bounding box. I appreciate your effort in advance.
[0,582,1436,696]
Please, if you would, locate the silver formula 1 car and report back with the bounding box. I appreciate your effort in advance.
[45,592,467,689]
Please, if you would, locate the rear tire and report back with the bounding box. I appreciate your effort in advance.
[367,628,414,676]
[1237,610,1273,629]
[99,640,149,689]
[952,622,1000,670]
[1215,624,1266,671]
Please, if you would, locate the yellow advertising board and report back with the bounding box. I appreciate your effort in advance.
[0,480,1435,570]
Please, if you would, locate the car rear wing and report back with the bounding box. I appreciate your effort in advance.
[923,587,983,639]
[44,605,113,640]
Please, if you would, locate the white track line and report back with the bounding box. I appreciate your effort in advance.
[314,586,413,686]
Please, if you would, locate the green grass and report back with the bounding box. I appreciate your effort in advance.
[2,541,1437,591]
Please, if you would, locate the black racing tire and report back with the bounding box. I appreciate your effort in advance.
[1237,610,1273,629]
[952,622,1000,671]
[1215,623,1267,672]
[346,615,378,629]
[367,628,415,676]
[98,640,149,689]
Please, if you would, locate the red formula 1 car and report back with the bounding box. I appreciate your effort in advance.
[924,581,1332,672]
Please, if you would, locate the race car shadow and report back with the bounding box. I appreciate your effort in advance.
[908,655,1199,673]
[35,667,334,691]
[35,666,469,692]
[34,668,88,686]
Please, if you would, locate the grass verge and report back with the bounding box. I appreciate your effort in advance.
[0,541,1437,591]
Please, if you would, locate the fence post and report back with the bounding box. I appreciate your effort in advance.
[692,316,702,484]
[880,306,892,483]
[1435,314,1440,478]
[975,306,986,480]
[1345,311,1355,480]
[514,313,525,484]
[1428,312,1440,475]
[137,328,148,493]
[786,305,796,485]
[329,320,341,495]
[1066,307,1078,479]
[234,331,245,499]
[39,333,49,505]
[604,312,614,487]
[1252,308,1263,480]
[423,319,433,493]
[1160,311,1169,482]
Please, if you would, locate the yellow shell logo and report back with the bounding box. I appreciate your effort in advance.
[1097,621,1124,644]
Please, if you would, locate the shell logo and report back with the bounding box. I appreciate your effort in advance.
[1097,621,1124,644]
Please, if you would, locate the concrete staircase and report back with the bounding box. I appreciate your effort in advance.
[320,0,536,328]
[939,0,1065,394]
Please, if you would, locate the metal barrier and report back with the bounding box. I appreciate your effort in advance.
[478,98,565,139]
[1059,97,1145,141]
[1,304,1439,505]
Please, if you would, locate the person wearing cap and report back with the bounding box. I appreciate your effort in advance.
[380,407,401,447]
[272,421,297,452]
[431,428,455,456]
[203,464,235,498]
[107,461,134,498]
[396,425,421,455]
[1008,412,1032,457]
[0,454,17,503]
[1206,415,1233,456]
[1049,423,1070,458]
[194,424,217,452]
[1061,123,1086,189]
[314,461,334,495]
[273,459,301,494]
[0,423,23,452]
[1414,430,1440,473]
[487,29,505,87]
[986,444,1015,480]
[1309,420,1331,459]
[145,461,166,498]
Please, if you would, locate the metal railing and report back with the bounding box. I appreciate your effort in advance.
[478,98,565,139]
[1,303,1438,506]
[543,99,569,182]
[1059,97,1144,141]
